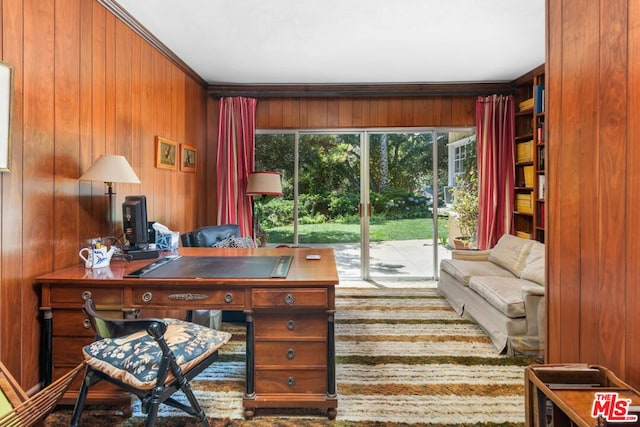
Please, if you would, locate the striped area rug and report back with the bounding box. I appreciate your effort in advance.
[46,284,536,426]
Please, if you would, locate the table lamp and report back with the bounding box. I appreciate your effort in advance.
[246,171,282,244]
[79,154,141,238]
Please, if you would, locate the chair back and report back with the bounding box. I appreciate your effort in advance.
[82,299,167,340]
[181,224,240,247]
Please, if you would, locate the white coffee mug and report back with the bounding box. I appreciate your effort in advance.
[79,247,113,269]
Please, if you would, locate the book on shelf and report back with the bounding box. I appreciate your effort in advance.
[534,85,545,114]
[538,175,545,198]
[537,201,545,228]
[537,123,545,143]
[517,140,534,162]
[524,166,534,187]
[516,193,534,214]
[519,97,534,112]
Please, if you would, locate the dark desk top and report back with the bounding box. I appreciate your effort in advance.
[36,247,340,286]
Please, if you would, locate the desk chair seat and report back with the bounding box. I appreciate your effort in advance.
[71,299,231,427]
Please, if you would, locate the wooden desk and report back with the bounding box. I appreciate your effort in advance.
[525,364,640,427]
[37,247,339,420]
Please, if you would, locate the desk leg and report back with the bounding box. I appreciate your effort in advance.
[327,310,336,397]
[326,310,337,420]
[41,307,53,386]
[244,310,255,399]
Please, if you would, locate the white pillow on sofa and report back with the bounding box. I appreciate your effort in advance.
[488,234,533,276]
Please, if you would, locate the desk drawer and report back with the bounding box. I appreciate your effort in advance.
[53,336,91,365]
[254,312,326,339]
[131,288,245,309]
[255,341,326,366]
[255,369,326,394]
[252,288,327,308]
[53,309,123,337]
[49,286,123,306]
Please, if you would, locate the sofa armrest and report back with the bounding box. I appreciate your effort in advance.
[522,285,545,340]
[451,249,491,261]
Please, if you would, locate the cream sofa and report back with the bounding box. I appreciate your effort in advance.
[438,234,545,356]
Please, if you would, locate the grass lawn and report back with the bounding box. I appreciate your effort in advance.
[267,217,450,244]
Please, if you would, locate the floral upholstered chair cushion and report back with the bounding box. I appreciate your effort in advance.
[82,319,232,389]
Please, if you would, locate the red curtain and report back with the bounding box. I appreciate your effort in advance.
[476,95,515,250]
[216,97,257,237]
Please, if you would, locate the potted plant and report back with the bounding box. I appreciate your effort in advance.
[449,169,478,249]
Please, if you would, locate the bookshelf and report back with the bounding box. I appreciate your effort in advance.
[513,65,545,243]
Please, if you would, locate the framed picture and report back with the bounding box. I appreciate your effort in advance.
[0,61,13,172]
[181,144,197,172]
[156,136,177,170]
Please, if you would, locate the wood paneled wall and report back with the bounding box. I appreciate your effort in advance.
[255,96,477,129]
[547,0,640,388]
[0,0,210,389]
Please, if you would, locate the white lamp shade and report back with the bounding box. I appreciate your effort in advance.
[79,155,141,184]
[246,171,282,195]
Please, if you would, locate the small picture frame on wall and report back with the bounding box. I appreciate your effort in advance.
[181,144,197,172]
[0,61,13,172]
[156,136,177,170]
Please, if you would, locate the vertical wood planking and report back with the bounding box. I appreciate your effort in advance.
[625,0,640,383]
[597,0,627,374]
[23,0,55,386]
[1,0,25,381]
[554,0,591,363]
[255,96,476,129]
[54,0,81,269]
[547,0,640,389]
[87,2,107,237]
[546,0,563,364]
[571,0,600,364]
[0,0,210,387]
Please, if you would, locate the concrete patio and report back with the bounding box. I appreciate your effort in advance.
[276,240,453,282]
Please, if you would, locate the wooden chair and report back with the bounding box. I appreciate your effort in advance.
[70,299,232,427]
[0,360,84,426]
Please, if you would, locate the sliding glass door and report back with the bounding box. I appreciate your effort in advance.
[255,128,475,280]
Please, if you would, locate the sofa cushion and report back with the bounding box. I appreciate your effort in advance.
[468,276,536,318]
[440,259,516,286]
[520,241,545,285]
[488,234,533,276]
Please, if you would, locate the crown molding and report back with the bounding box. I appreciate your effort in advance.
[208,82,514,98]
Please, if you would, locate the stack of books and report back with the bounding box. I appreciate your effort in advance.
[519,97,534,112]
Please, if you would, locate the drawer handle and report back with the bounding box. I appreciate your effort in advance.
[286,320,296,330]
[287,376,296,387]
[81,291,92,301]
[285,293,295,305]
[82,319,91,329]
[286,348,296,360]
[224,293,233,303]
[142,292,153,303]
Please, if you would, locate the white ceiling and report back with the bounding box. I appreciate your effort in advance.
[114,0,545,85]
